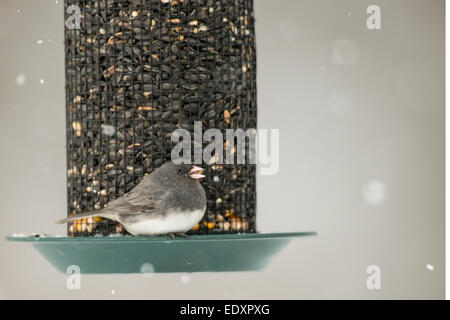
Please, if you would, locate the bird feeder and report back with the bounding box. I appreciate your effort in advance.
[7,0,316,274]
[65,0,257,237]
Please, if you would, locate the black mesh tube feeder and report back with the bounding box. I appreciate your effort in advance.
[7,0,316,274]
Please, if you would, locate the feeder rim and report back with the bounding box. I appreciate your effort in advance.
[6,232,317,243]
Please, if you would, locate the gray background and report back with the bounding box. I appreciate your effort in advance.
[0,0,444,299]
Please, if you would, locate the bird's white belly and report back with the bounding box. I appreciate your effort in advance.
[124,208,205,236]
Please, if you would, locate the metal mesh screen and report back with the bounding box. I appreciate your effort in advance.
[65,0,257,236]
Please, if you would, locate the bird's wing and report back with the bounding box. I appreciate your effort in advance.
[103,176,169,215]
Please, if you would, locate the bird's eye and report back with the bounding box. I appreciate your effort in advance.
[178,168,182,173]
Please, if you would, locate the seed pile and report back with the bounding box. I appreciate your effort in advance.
[65,0,257,236]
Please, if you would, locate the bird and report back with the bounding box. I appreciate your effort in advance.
[56,162,207,237]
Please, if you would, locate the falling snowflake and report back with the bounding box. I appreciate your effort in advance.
[331,38,359,65]
[181,274,191,284]
[140,262,155,278]
[279,21,299,39]
[40,79,45,85]
[16,74,26,86]
[101,124,116,137]
[362,180,386,206]
[37,40,43,44]
[426,264,434,271]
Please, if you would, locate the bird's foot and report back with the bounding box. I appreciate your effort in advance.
[165,233,188,240]
[176,232,189,238]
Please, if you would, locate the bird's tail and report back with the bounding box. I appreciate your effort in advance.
[55,211,108,224]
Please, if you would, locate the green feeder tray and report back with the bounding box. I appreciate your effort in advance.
[6,232,316,274]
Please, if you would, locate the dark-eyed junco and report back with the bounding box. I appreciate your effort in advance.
[56,162,206,236]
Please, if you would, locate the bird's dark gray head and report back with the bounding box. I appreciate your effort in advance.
[152,162,205,188]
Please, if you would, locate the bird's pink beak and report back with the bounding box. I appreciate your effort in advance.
[189,166,205,179]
